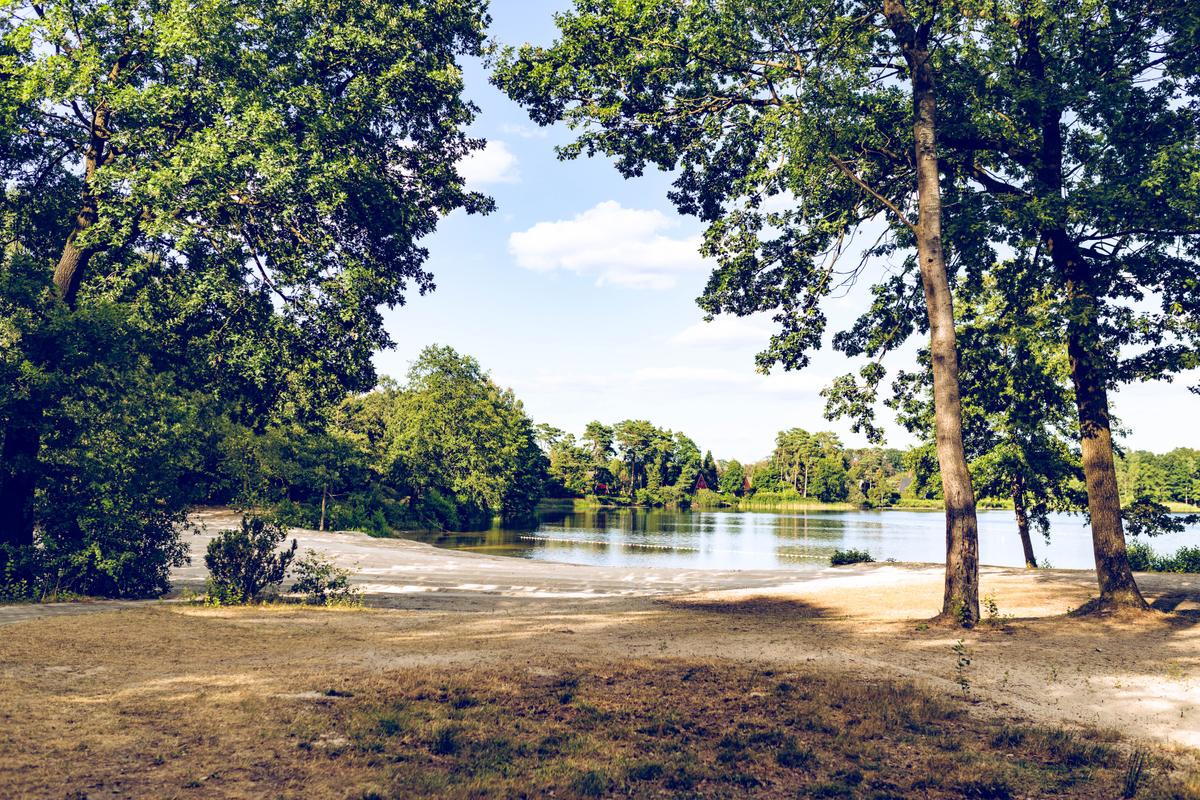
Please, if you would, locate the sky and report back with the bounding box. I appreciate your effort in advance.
[373,0,1198,463]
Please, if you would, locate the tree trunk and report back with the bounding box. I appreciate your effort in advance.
[1046,234,1147,610]
[1011,13,1146,612]
[1012,477,1037,569]
[886,0,980,626]
[320,485,328,532]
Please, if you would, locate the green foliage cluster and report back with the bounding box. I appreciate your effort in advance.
[0,0,491,598]
[538,418,711,506]
[830,549,875,566]
[204,517,297,605]
[290,550,362,607]
[1126,542,1200,574]
[893,269,1083,532]
[539,421,879,508]
[1116,450,1200,509]
[214,345,548,533]
[0,255,204,597]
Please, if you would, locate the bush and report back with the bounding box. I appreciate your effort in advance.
[830,548,874,566]
[692,488,730,508]
[204,517,297,604]
[1126,541,1200,573]
[290,550,362,606]
[1126,541,1156,571]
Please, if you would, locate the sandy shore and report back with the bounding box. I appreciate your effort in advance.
[4,509,1199,759]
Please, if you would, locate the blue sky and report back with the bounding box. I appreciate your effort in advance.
[373,0,1198,463]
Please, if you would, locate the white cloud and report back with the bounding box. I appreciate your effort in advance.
[458,140,519,185]
[758,192,798,214]
[508,201,708,289]
[500,122,549,140]
[672,315,774,346]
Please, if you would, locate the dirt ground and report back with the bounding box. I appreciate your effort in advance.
[1,512,1198,797]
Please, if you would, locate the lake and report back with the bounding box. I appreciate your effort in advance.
[403,507,1200,571]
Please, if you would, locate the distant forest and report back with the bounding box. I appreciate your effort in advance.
[190,345,1199,540]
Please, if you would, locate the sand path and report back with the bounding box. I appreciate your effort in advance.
[4,508,1199,756]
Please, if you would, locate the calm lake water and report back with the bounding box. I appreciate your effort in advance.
[404,507,1200,571]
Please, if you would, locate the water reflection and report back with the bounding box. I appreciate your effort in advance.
[400,508,1198,571]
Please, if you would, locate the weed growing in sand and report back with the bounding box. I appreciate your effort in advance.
[953,639,972,698]
[1123,749,1148,798]
[982,595,1013,627]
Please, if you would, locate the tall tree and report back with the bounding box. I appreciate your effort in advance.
[930,0,1200,609]
[0,0,491,578]
[892,262,1083,568]
[496,0,982,623]
[386,345,548,521]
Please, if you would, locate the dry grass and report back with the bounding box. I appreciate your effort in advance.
[316,664,1184,799]
[0,604,1196,799]
[0,606,1195,800]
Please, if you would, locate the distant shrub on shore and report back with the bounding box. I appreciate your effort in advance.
[290,550,362,606]
[1127,541,1200,573]
[830,549,875,566]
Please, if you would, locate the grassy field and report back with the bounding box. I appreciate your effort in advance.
[1,603,1197,799]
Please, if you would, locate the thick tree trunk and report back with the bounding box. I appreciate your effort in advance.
[1012,477,1037,568]
[1046,235,1147,610]
[887,0,980,626]
[1013,16,1146,612]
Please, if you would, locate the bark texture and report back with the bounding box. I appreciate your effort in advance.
[885,0,980,626]
[1048,234,1148,610]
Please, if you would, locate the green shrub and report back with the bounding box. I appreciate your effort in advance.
[290,550,362,606]
[1170,546,1200,573]
[830,548,874,566]
[692,488,730,508]
[1125,541,1200,573]
[1127,541,1157,571]
[204,517,297,604]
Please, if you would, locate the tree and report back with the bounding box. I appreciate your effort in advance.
[0,0,491,584]
[850,449,899,508]
[614,420,659,496]
[386,345,547,523]
[496,0,982,624]
[810,457,850,503]
[892,264,1083,568]
[928,0,1200,609]
[773,429,845,496]
[545,434,592,497]
[673,433,703,494]
[719,460,746,496]
[582,421,616,492]
[700,451,720,493]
